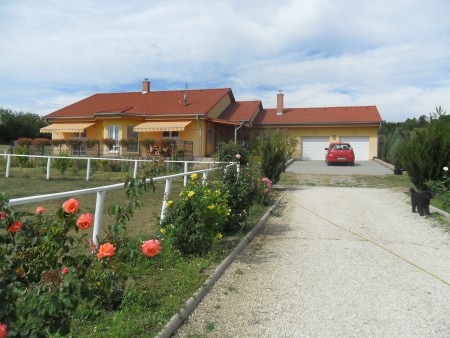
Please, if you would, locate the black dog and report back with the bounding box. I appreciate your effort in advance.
[410,188,433,216]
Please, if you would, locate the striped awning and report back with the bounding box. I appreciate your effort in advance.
[40,123,95,133]
[133,121,192,132]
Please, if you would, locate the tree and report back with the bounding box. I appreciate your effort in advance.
[397,114,450,189]
[257,129,298,184]
[0,108,48,143]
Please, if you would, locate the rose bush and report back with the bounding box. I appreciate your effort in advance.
[0,174,161,336]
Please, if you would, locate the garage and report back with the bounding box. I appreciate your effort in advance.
[340,136,370,160]
[301,137,329,160]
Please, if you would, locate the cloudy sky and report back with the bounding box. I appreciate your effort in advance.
[1,0,449,122]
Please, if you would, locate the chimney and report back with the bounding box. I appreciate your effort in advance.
[276,90,284,115]
[142,78,150,94]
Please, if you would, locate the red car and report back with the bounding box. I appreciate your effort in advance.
[325,142,355,166]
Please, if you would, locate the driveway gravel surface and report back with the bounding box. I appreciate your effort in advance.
[174,187,450,337]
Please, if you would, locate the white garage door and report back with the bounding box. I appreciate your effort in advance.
[340,136,369,160]
[301,137,329,160]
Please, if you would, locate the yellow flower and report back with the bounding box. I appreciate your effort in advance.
[215,190,220,196]
[188,191,195,198]
[207,189,211,194]
[217,233,223,240]
[160,228,166,234]
[166,200,173,207]
[207,204,215,210]
[191,173,198,180]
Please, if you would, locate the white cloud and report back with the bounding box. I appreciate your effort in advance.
[1,0,450,121]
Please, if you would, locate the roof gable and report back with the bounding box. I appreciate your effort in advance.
[45,88,232,119]
[218,101,262,122]
[253,106,382,125]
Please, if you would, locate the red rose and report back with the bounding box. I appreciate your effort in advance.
[141,239,161,257]
[61,267,69,275]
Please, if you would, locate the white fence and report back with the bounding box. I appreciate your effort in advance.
[2,153,219,186]
[7,165,239,248]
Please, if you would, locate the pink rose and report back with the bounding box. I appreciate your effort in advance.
[62,198,79,214]
[0,322,7,338]
[35,206,45,214]
[61,267,69,275]
[141,239,161,257]
[76,213,93,230]
[97,243,116,259]
[0,212,6,220]
[235,154,241,160]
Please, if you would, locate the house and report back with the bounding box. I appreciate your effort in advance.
[253,91,382,160]
[42,79,382,160]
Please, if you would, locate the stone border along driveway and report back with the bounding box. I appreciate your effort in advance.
[167,186,450,338]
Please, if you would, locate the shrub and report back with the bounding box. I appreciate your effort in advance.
[16,138,33,147]
[220,165,258,233]
[53,152,71,175]
[215,141,248,165]
[426,167,450,210]
[31,138,51,155]
[160,174,229,255]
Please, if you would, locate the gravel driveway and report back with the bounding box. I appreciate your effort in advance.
[174,187,450,337]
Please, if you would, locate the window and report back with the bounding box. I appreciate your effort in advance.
[162,131,179,139]
[108,125,119,153]
[127,126,138,153]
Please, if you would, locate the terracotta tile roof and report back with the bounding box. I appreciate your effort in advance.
[44,88,232,119]
[218,101,262,122]
[253,106,382,125]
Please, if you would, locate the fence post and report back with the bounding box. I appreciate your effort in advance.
[6,154,11,178]
[202,171,208,184]
[237,163,240,175]
[160,178,172,223]
[183,161,189,186]
[86,158,91,181]
[133,160,138,178]
[46,157,51,180]
[93,190,105,249]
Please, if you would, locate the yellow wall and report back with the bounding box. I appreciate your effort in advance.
[281,126,379,160]
[207,95,232,119]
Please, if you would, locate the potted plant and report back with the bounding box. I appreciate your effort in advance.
[393,158,403,175]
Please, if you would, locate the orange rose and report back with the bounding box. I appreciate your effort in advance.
[76,212,93,230]
[62,198,79,214]
[35,206,45,214]
[141,239,161,257]
[96,243,116,259]
[7,220,23,232]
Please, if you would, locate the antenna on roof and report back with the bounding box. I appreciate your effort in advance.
[183,83,188,106]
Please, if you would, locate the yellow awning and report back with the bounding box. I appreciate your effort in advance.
[133,121,192,132]
[40,123,95,133]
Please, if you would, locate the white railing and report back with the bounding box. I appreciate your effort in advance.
[7,163,240,248]
[2,153,220,185]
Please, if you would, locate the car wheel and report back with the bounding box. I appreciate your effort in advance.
[350,162,354,166]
